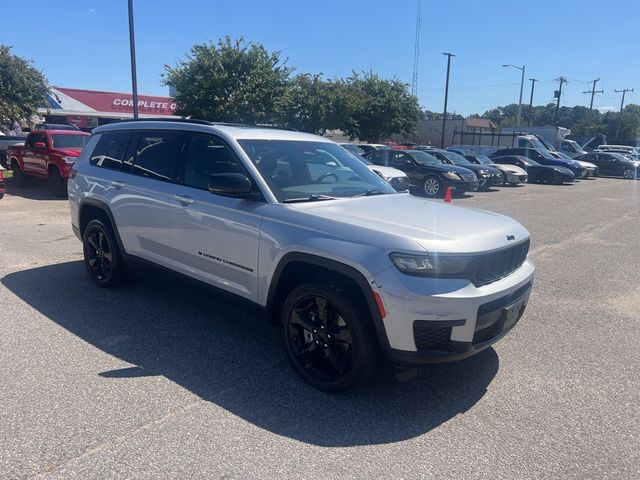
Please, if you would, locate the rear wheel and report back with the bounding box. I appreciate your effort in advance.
[82,219,133,288]
[11,160,27,188]
[281,281,378,392]
[422,175,443,197]
[622,168,634,179]
[50,168,67,198]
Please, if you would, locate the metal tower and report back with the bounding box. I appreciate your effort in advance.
[411,0,422,97]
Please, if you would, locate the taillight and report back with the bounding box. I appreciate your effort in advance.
[0,170,4,180]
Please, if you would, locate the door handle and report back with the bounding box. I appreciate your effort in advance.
[174,195,195,205]
[110,181,125,189]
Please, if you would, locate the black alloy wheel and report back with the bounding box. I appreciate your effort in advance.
[82,219,132,287]
[281,282,378,392]
[50,168,67,197]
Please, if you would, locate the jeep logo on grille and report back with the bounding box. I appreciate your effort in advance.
[506,235,516,241]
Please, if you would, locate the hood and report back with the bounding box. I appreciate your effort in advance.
[53,148,83,156]
[574,160,597,169]
[426,163,478,176]
[545,165,574,175]
[367,164,407,179]
[288,194,530,254]
[493,163,527,175]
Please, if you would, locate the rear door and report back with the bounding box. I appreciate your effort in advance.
[22,133,48,176]
[109,130,185,267]
[170,132,265,301]
[595,154,615,175]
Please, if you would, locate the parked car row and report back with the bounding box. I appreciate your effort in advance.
[339,140,640,198]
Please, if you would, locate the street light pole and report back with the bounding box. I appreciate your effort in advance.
[441,52,455,148]
[502,64,525,126]
[128,0,139,119]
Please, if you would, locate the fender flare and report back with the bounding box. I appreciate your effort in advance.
[266,252,391,354]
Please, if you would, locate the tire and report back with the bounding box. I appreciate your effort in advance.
[280,280,379,392]
[11,160,27,188]
[0,193,4,200]
[82,218,133,288]
[50,168,68,198]
[553,173,564,185]
[622,168,634,179]
[422,175,443,197]
[508,181,519,186]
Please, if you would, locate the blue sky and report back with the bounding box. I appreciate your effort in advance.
[3,0,639,115]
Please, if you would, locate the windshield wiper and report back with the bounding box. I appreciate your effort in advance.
[283,194,338,203]
[352,189,388,197]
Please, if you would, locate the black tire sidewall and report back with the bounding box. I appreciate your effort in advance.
[50,169,67,197]
[280,282,377,392]
[11,161,25,187]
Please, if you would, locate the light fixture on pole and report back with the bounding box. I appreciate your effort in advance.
[502,64,525,126]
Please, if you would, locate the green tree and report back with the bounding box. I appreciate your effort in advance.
[0,45,48,129]
[339,72,421,142]
[423,109,463,121]
[163,37,293,124]
[281,74,341,134]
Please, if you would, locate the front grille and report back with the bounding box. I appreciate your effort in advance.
[473,322,501,345]
[519,175,528,181]
[469,239,530,286]
[413,324,451,350]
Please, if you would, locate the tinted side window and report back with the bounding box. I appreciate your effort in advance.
[132,131,183,182]
[182,134,246,190]
[90,132,133,170]
[367,150,386,164]
[26,134,46,147]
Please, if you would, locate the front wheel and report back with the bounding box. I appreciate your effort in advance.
[622,168,635,179]
[281,281,378,392]
[82,219,133,288]
[422,175,443,197]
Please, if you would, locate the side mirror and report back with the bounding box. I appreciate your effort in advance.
[208,173,256,198]
[34,142,46,149]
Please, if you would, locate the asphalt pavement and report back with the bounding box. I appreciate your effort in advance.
[1,176,639,479]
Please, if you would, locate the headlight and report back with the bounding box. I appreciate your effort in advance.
[62,156,76,164]
[389,252,471,276]
[442,171,461,181]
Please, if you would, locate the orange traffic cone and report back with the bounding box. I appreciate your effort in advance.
[444,186,453,203]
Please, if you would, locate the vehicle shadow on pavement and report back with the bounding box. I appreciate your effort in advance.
[2,179,61,201]
[2,260,499,447]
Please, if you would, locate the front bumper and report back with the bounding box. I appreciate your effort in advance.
[445,178,478,193]
[372,259,534,366]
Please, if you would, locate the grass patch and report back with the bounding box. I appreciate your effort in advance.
[3,169,13,179]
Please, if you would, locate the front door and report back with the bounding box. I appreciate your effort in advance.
[170,133,265,302]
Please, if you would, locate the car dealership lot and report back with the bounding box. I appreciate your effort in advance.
[1,179,639,479]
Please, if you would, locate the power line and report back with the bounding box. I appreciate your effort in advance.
[554,76,567,125]
[614,88,634,140]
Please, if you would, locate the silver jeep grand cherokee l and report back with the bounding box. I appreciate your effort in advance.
[68,120,534,392]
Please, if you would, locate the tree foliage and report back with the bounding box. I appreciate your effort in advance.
[163,37,293,124]
[281,74,341,134]
[0,45,48,128]
[339,72,421,142]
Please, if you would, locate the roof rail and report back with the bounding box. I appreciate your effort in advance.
[107,118,213,126]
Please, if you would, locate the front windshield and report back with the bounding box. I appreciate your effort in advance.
[51,134,89,149]
[438,150,471,165]
[406,150,440,165]
[238,140,395,202]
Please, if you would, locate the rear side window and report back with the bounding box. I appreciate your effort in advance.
[132,131,183,182]
[26,133,47,147]
[90,132,133,170]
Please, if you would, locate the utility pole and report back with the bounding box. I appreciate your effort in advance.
[441,52,455,148]
[583,78,603,111]
[128,0,139,119]
[527,78,537,126]
[554,76,567,126]
[614,88,634,140]
[411,0,422,98]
